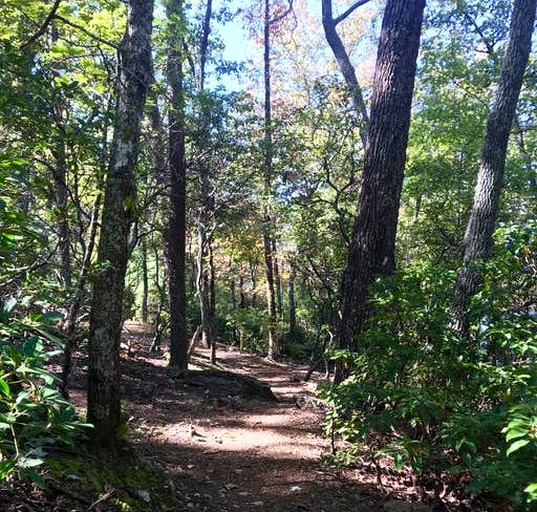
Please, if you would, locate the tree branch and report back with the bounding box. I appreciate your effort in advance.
[54,14,119,49]
[334,0,372,26]
[322,0,369,147]
[269,0,294,25]
[21,0,62,50]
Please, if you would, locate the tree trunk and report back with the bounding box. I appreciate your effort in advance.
[336,0,426,381]
[272,238,283,318]
[141,240,149,323]
[194,0,217,363]
[87,0,153,449]
[50,23,71,289]
[166,0,188,371]
[452,0,536,337]
[263,0,278,360]
[60,191,101,397]
[197,221,216,362]
[288,263,297,340]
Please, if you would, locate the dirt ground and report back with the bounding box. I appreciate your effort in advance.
[2,322,457,512]
[66,323,391,512]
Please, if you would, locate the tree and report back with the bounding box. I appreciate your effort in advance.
[87,0,154,449]
[194,0,218,364]
[262,0,293,360]
[165,0,189,370]
[336,0,426,380]
[452,0,537,337]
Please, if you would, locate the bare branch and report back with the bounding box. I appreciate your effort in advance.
[463,11,496,56]
[334,0,372,26]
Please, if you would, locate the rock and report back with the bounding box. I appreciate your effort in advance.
[187,369,277,401]
[136,490,151,503]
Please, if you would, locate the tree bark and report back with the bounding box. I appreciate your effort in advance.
[452,0,536,337]
[87,0,154,449]
[166,0,188,371]
[336,0,426,381]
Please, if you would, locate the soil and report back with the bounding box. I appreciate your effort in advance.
[1,322,452,512]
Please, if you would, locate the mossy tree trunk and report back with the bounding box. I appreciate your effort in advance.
[87,0,154,450]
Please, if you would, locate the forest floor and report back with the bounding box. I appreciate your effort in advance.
[2,322,453,512]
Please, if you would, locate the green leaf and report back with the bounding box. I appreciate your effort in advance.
[505,427,529,442]
[24,467,45,488]
[506,439,530,456]
[0,377,10,397]
[0,460,16,481]
[524,483,537,501]
[20,457,44,468]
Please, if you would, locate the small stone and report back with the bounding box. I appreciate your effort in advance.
[136,490,151,503]
[252,502,264,507]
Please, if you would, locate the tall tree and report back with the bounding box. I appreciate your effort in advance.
[87,0,154,449]
[165,0,189,370]
[336,0,426,380]
[263,0,293,360]
[452,0,537,337]
[195,0,218,364]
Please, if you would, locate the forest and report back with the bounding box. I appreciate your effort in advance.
[0,0,536,510]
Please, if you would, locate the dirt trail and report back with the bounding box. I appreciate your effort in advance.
[65,323,430,512]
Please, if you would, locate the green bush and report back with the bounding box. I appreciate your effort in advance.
[320,223,536,508]
[0,298,91,485]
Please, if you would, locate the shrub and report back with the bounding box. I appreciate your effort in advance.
[320,223,536,508]
[0,298,91,485]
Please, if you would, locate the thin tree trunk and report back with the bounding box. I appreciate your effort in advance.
[452,0,536,337]
[87,0,153,449]
[239,274,246,308]
[197,221,216,363]
[193,0,217,363]
[263,0,278,360]
[208,239,216,315]
[336,0,426,381]
[272,238,283,318]
[50,23,71,288]
[166,0,188,371]
[141,240,149,323]
[60,192,101,397]
[288,263,297,340]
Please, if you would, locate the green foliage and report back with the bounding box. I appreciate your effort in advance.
[320,224,537,507]
[0,300,91,485]
[225,307,268,353]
